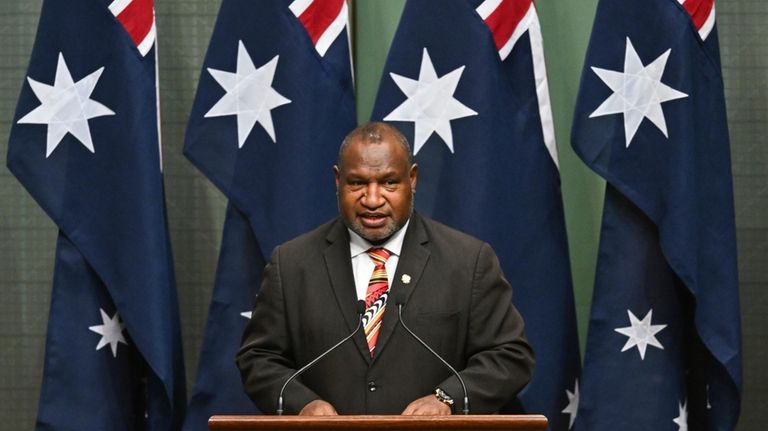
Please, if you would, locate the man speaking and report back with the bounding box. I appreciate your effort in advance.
[237,122,534,415]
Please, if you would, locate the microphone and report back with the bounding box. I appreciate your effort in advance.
[276,300,366,415]
[393,290,470,415]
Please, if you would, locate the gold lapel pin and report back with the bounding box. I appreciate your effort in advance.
[401,274,412,284]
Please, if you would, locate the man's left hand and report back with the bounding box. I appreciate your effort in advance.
[401,394,452,415]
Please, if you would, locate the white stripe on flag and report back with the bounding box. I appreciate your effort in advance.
[315,0,348,57]
[527,6,559,169]
[476,0,502,21]
[699,3,715,40]
[108,0,132,16]
[136,17,156,57]
[289,0,313,17]
[497,3,535,61]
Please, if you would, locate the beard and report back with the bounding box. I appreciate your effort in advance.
[341,195,414,245]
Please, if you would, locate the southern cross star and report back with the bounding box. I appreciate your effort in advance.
[384,48,477,155]
[590,37,688,147]
[88,308,128,358]
[673,399,688,431]
[17,53,115,157]
[561,379,579,429]
[205,40,291,147]
[614,308,667,360]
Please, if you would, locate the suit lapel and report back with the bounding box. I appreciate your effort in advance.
[323,219,372,363]
[372,214,430,363]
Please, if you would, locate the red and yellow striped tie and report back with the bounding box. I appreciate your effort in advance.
[363,248,391,356]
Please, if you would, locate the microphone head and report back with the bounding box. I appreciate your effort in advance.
[393,289,407,306]
[356,300,366,314]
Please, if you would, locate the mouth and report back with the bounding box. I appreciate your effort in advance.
[359,212,389,228]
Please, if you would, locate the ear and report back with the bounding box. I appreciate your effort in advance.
[333,165,341,191]
[409,163,418,192]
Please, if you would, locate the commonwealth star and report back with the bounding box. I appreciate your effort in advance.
[384,48,477,155]
[590,37,688,147]
[17,53,115,157]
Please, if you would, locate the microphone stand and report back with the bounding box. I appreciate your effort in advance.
[276,301,366,415]
[396,300,470,414]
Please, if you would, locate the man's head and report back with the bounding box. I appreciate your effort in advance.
[334,122,417,245]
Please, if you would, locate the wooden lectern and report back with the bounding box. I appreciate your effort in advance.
[208,414,548,431]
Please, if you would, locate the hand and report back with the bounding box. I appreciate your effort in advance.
[401,394,452,415]
[298,399,338,416]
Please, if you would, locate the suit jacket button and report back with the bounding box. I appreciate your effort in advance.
[368,381,377,392]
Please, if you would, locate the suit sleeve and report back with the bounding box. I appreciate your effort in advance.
[437,242,535,413]
[236,246,320,414]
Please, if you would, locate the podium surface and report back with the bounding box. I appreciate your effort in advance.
[208,414,548,430]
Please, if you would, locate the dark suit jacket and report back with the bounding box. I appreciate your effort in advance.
[236,213,534,414]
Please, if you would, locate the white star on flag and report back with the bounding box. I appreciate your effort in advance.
[589,37,688,147]
[17,52,115,157]
[88,308,128,358]
[614,308,667,360]
[240,311,252,320]
[561,379,579,429]
[384,47,477,155]
[205,40,291,147]
[673,399,688,431]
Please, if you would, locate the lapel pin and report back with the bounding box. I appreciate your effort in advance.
[401,274,411,284]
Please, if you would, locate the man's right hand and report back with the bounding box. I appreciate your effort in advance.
[298,399,338,416]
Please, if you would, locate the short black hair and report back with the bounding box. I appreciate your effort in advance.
[337,122,413,169]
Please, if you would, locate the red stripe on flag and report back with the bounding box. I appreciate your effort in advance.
[299,0,344,46]
[116,0,154,47]
[683,0,714,31]
[483,0,532,51]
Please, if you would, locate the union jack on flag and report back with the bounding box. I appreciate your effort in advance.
[109,0,157,56]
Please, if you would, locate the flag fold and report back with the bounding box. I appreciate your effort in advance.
[572,0,741,429]
[7,0,186,429]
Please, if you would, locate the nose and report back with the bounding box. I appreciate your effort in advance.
[361,183,384,209]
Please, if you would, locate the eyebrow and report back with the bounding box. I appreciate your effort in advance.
[343,168,402,180]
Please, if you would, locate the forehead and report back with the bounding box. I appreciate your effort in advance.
[340,136,409,173]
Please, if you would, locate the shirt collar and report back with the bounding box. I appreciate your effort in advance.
[348,219,410,258]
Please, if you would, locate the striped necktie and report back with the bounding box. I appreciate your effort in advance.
[363,248,391,356]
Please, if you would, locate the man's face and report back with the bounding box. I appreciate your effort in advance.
[334,134,417,245]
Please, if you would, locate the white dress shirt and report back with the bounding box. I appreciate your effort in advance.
[348,219,410,301]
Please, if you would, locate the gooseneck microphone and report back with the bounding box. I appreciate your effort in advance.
[276,300,366,415]
[393,290,470,415]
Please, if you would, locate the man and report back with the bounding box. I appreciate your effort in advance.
[237,122,534,415]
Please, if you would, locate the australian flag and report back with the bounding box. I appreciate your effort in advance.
[182,0,356,428]
[572,0,741,429]
[7,0,186,429]
[371,1,580,428]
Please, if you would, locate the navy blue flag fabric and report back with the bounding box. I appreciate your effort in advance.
[7,0,186,430]
[371,1,580,428]
[182,0,355,427]
[571,0,741,429]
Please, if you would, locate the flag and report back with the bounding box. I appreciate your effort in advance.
[181,0,356,427]
[371,1,580,428]
[571,0,741,429]
[7,0,186,429]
